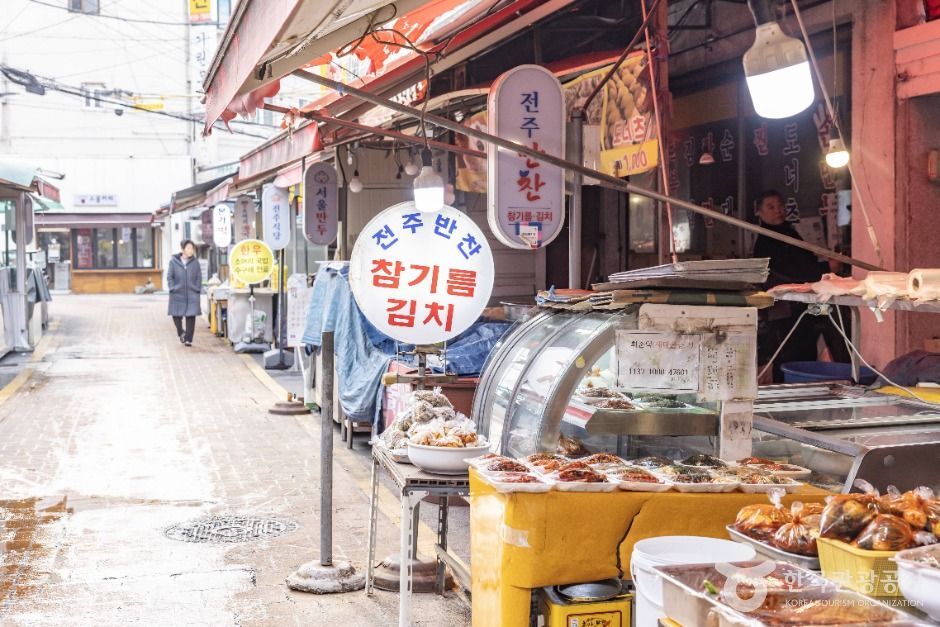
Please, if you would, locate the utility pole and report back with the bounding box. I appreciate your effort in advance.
[183,0,195,185]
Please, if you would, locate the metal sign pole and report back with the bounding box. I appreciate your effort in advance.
[287,330,365,593]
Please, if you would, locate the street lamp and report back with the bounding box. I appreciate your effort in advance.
[743,0,815,119]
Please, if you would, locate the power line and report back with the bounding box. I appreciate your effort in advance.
[1,64,272,139]
[0,0,122,42]
[27,0,192,26]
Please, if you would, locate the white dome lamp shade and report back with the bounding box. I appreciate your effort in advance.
[825,132,850,168]
[413,149,444,213]
[348,169,364,193]
[743,0,815,119]
[404,150,421,176]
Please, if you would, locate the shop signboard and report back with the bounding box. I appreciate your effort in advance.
[487,64,565,250]
[285,274,312,347]
[349,201,494,345]
[261,184,290,250]
[302,163,338,245]
[212,203,232,249]
[228,239,274,286]
[233,195,256,242]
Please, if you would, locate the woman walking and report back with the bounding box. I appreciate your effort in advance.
[167,239,202,347]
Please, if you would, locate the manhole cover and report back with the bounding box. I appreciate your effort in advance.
[165,515,298,543]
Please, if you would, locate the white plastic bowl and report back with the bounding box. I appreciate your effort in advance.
[894,545,940,621]
[406,442,490,475]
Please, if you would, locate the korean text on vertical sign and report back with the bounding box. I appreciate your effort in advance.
[349,202,495,345]
[233,195,256,242]
[303,163,338,245]
[261,184,290,250]
[228,239,274,286]
[487,64,565,250]
[212,204,232,249]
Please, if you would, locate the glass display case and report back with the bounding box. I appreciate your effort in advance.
[472,308,721,459]
[472,310,940,494]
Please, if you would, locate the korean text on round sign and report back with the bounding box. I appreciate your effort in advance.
[349,202,495,345]
[228,238,275,285]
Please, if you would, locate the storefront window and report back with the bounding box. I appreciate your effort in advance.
[117,227,134,268]
[136,228,154,268]
[75,229,94,269]
[96,229,116,268]
[73,227,154,269]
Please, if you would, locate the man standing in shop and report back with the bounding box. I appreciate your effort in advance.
[752,190,849,381]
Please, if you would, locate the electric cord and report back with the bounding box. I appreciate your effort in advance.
[757,309,810,380]
[825,310,940,407]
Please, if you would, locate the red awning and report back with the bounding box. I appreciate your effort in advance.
[203,0,550,131]
[205,176,235,206]
[237,121,321,185]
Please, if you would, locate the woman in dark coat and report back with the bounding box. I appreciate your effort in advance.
[167,239,202,346]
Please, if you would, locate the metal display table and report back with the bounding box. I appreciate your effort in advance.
[367,446,470,627]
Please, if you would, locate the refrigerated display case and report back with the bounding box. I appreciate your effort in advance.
[471,309,940,494]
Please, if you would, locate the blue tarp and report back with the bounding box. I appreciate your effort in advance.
[302,265,394,426]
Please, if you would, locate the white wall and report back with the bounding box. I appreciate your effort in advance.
[0,0,266,214]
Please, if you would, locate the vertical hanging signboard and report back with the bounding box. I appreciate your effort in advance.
[233,195,256,242]
[261,184,290,250]
[212,203,232,249]
[303,163,338,245]
[487,64,565,250]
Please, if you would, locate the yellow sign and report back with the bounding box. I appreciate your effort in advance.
[228,239,274,285]
[599,138,660,178]
[189,0,211,22]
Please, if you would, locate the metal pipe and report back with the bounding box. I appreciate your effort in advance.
[261,103,486,161]
[320,331,334,567]
[569,109,584,289]
[292,69,883,272]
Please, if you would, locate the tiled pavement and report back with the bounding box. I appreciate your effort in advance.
[0,295,471,626]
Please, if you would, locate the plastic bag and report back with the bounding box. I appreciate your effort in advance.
[410,387,453,408]
[853,514,916,551]
[410,400,437,425]
[772,501,821,556]
[819,480,882,542]
[408,418,446,445]
[734,488,791,542]
[882,485,936,531]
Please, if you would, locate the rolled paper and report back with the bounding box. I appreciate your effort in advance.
[908,268,940,300]
[862,272,909,300]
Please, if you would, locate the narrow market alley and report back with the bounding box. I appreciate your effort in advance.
[0,295,471,627]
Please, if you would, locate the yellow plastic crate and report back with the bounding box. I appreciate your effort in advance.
[817,537,901,598]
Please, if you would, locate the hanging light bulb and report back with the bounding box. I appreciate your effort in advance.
[348,169,363,193]
[404,151,420,176]
[413,149,444,213]
[825,135,850,168]
[444,184,456,206]
[743,0,815,119]
[346,149,354,167]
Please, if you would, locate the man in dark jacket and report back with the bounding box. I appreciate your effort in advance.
[167,239,202,346]
[753,190,848,380]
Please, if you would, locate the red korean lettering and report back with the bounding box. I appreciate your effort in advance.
[423,302,454,331]
[387,299,416,327]
[371,259,405,288]
[446,269,477,298]
[408,264,440,293]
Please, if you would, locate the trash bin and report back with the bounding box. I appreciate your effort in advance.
[780,361,878,385]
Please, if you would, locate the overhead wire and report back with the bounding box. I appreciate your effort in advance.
[26,0,192,26]
[0,0,122,42]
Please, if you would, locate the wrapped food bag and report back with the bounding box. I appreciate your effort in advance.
[411,387,453,408]
[882,485,936,531]
[819,480,882,541]
[734,488,791,541]
[853,515,917,551]
[773,501,821,556]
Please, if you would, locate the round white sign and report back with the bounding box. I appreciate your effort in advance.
[349,201,494,345]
